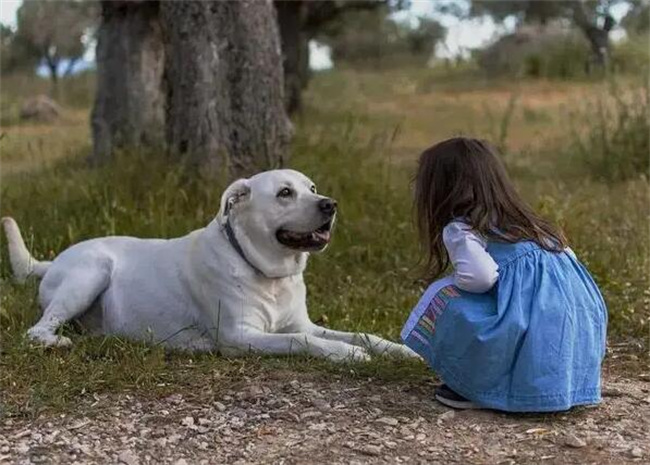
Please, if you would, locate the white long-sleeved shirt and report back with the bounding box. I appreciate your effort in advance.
[442,222,499,293]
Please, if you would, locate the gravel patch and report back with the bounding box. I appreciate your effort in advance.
[1,370,649,465]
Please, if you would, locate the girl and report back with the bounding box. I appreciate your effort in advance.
[401,137,607,412]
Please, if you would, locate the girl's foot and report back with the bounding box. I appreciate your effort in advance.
[435,384,481,410]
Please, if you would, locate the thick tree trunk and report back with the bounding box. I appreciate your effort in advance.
[90,0,165,165]
[161,0,292,179]
[275,1,309,115]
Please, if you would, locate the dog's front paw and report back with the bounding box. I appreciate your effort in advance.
[348,346,372,362]
[388,343,422,360]
[327,346,371,363]
[26,328,72,348]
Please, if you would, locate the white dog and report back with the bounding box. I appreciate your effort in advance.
[3,169,417,362]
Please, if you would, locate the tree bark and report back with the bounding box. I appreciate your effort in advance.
[90,0,165,165]
[572,1,613,70]
[580,22,611,69]
[275,1,309,115]
[161,0,292,178]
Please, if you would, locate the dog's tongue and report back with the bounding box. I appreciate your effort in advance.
[313,230,331,243]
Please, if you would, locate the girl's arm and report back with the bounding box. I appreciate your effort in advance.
[443,222,499,293]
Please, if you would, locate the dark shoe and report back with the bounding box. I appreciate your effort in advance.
[435,384,481,410]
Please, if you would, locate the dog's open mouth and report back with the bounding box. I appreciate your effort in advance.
[276,220,333,251]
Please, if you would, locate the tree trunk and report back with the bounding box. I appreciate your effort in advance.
[299,38,311,91]
[581,25,611,69]
[275,1,309,115]
[44,53,59,87]
[90,0,165,165]
[47,62,58,85]
[161,0,292,178]
[572,1,613,71]
[44,53,60,98]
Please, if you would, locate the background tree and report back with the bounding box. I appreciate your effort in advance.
[0,24,38,73]
[570,0,617,68]
[447,0,624,69]
[14,0,97,86]
[275,1,309,115]
[90,0,165,164]
[316,6,444,68]
[274,1,407,114]
[161,0,292,178]
[622,0,649,34]
[405,17,447,56]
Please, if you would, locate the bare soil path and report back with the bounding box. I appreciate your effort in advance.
[1,361,649,465]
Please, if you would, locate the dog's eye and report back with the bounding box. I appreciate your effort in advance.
[277,187,293,198]
[310,185,317,194]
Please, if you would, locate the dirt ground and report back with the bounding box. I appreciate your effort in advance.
[1,359,649,465]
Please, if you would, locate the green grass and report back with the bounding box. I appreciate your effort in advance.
[569,79,649,182]
[1,68,648,418]
[1,281,429,418]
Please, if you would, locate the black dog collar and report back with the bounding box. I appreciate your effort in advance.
[224,218,262,275]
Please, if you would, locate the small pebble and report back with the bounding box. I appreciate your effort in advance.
[631,447,643,458]
[376,417,399,427]
[214,402,226,412]
[565,434,587,448]
[439,411,455,422]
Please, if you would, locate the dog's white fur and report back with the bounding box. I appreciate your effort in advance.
[3,169,417,362]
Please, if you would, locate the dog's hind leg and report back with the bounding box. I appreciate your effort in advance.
[28,266,110,347]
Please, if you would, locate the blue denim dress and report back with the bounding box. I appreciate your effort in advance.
[401,240,607,412]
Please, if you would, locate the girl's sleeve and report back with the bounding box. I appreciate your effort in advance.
[442,222,499,293]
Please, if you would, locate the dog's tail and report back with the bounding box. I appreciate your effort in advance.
[2,217,51,283]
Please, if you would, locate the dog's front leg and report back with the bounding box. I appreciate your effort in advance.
[219,330,370,362]
[305,323,420,359]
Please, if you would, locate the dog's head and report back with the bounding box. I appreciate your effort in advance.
[217,169,337,278]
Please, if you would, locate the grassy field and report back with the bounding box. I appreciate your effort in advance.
[1,68,648,417]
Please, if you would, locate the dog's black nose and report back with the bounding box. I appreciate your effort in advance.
[319,198,337,215]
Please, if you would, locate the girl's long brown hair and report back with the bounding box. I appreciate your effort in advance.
[415,137,567,280]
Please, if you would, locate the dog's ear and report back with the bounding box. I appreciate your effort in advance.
[219,178,251,221]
